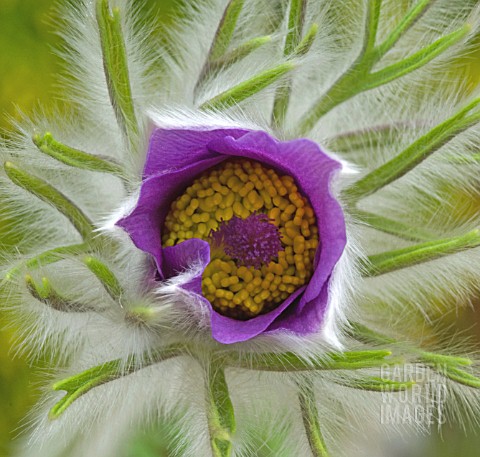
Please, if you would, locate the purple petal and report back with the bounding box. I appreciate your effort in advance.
[117,157,224,277]
[144,128,248,177]
[162,238,210,293]
[210,286,306,344]
[266,280,329,334]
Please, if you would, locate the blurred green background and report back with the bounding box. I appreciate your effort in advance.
[0,1,479,456]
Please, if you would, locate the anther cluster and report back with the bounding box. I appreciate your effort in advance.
[162,159,319,319]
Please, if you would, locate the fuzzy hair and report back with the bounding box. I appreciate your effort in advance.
[2,0,480,456]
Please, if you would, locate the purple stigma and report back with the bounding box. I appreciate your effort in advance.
[209,214,284,269]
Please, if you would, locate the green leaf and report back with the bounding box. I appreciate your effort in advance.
[362,0,382,56]
[232,349,401,372]
[374,0,434,58]
[83,256,124,303]
[355,210,434,242]
[96,0,138,148]
[364,25,471,91]
[33,132,125,178]
[335,376,415,392]
[437,366,480,389]
[210,35,272,71]
[50,359,121,419]
[296,10,471,134]
[293,23,318,57]
[421,352,472,367]
[4,161,93,240]
[209,0,245,61]
[350,324,479,389]
[25,274,94,312]
[207,366,235,457]
[345,98,480,200]
[200,62,295,111]
[298,378,330,457]
[363,229,480,277]
[284,0,307,55]
[50,345,184,419]
[3,243,89,281]
[272,0,307,128]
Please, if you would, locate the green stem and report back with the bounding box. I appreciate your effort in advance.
[298,378,330,457]
[209,0,245,61]
[296,3,470,135]
[363,229,480,276]
[294,23,318,57]
[195,0,245,93]
[351,324,480,389]
[362,0,382,56]
[345,99,480,200]
[3,243,89,281]
[374,0,434,58]
[200,62,295,111]
[4,162,94,240]
[285,0,307,55]
[326,121,427,152]
[355,210,435,242]
[229,349,402,372]
[206,364,236,457]
[32,132,126,179]
[25,274,94,312]
[49,345,184,419]
[335,376,415,392]
[272,0,307,128]
[96,0,139,150]
[364,25,471,91]
[209,35,272,72]
[83,256,124,303]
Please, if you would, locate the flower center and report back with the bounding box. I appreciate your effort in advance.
[209,213,284,269]
[162,159,319,320]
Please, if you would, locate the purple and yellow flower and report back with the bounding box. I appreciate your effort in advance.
[3,0,480,456]
[118,127,346,343]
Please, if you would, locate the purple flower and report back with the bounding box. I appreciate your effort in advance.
[117,127,346,344]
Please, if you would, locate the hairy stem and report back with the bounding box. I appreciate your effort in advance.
[25,274,95,312]
[32,132,126,178]
[195,0,245,93]
[4,162,94,240]
[363,229,480,276]
[228,349,402,371]
[355,210,435,242]
[297,1,470,134]
[206,364,236,457]
[272,0,307,128]
[49,345,185,419]
[96,0,139,150]
[3,243,89,281]
[298,378,330,457]
[83,256,125,304]
[200,63,295,110]
[345,98,480,201]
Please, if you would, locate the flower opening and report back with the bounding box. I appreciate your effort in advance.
[162,159,319,319]
[118,128,346,343]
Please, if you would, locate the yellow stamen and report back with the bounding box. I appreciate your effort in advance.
[162,159,318,320]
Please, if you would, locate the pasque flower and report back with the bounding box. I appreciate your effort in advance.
[2,0,480,456]
[118,127,346,343]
